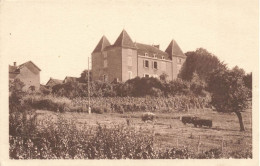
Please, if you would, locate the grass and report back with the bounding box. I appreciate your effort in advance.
[11,94,251,158]
[35,108,252,156]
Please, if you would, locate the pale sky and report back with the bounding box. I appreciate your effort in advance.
[1,0,258,84]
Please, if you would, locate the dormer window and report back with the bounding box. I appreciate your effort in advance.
[162,56,165,60]
[145,53,148,57]
[177,58,182,64]
[103,52,107,58]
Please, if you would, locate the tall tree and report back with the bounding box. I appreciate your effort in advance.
[207,66,250,131]
[179,48,224,81]
[78,69,92,83]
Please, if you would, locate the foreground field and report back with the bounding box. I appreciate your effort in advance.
[36,108,252,156]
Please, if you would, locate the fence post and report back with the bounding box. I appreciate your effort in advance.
[176,138,179,148]
[221,136,224,152]
[197,135,201,153]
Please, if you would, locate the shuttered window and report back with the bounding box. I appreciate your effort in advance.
[177,58,182,64]
[161,62,166,71]
[128,57,132,66]
[104,59,107,68]
[153,61,158,69]
[103,75,108,82]
[128,71,132,79]
[127,49,132,55]
[144,60,149,68]
[103,52,107,58]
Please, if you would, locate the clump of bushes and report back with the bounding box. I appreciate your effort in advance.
[141,112,155,122]
[91,106,104,114]
[24,98,68,112]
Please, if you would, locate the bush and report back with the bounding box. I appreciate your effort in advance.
[148,88,164,97]
[91,106,104,114]
[165,79,190,96]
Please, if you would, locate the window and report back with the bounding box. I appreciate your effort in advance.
[127,49,132,55]
[104,59,107,68]
[128,57,132,66]
[153,54,157,58]
[145,53,148,57]
[144,74,149,78]
[177,58,182,64]
[161,62,166,71]
[128,71,132,79]
[103,52,107,58]
[103,75,108,82]
[162,56,165,60]
[144,60,149,68]
[153,61,158,69]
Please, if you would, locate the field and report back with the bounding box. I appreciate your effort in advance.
[35,106,252,156]
[10,94,252,159]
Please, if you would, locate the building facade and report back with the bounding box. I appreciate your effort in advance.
[9,61,41,91]
[46,78,63,88]
[91,30,186,82]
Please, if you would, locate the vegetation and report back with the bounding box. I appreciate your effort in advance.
[23,94,211,114]
[9,48,253,159]
[78,69,92,83]
[178,48,224,81]
[50,77,206,98]
[208,66,250,131]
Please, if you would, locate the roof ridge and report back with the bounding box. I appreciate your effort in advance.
[92,35,111,53]
[165,39,185,57]
[121,30,124,46]
[113,30,136,48]
[19,61,41,71]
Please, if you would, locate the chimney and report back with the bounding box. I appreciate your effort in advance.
[152,45,160,49]
[13,62,16,67]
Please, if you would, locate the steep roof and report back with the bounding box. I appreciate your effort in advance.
[165,39,185,58]
[19,61,41,71]
[135,43,171,60]
[92,36,111,53]
[113,30,136,49]
[9,61,41,79]
[46,78,63,86]
[63,76,78,82]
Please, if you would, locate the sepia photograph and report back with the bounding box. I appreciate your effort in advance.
[0,0,258,165]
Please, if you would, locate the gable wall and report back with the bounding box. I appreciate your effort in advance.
[16,66,40,91]
[121,48,137,82]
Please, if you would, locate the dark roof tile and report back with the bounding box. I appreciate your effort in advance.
[113,30,136,49]
[135,43,171,60]
[165,40,185,58]
[92,36,111,53]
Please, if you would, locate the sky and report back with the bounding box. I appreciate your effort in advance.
[1,0,258,84]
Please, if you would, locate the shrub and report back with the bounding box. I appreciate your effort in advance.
[148,87,163,97]
[91,106,104,114]
[141,112,155,122]
[165,79,190,96]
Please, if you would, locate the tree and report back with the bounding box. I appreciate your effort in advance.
[9,78,25,105]
[179,48,224,81]
[208,66,250,131]
[190,71,207,96]
[78,69,92,83]
[243,72,252,98]
[160,73,168,82]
